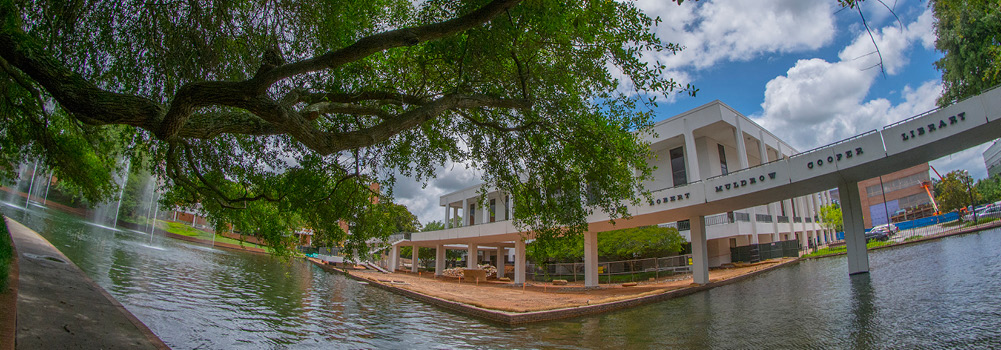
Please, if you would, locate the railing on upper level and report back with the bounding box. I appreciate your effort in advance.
[734,212,751,222]
[756,214,773,223]
[794,217,803,223]
[777,216,789,223]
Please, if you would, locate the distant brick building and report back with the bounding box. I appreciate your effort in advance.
[857,163,933,227]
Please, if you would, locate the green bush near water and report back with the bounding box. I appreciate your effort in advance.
[802,239,895,258]
[1,217,12,292]
[160,220,268,250]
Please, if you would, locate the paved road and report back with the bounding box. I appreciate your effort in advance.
[6,217,168,349]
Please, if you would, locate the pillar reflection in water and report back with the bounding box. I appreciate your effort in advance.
[849,273,878,348]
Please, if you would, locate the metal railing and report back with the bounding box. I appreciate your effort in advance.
[756,214,773,223]
[526,254,692,283]
[805,217,813,223]
[705,213,732,226]
[735,212,751,222]
[777,216,790,223]
[794,217,803,223]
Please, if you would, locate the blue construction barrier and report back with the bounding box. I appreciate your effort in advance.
[893,212,959,230]
[835,212,959,240]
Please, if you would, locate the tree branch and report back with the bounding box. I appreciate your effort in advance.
[322,94,531,153]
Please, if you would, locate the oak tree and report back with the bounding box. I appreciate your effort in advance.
[0,0,691,255]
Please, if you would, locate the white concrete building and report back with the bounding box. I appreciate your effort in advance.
[390,86,1001,288]
[395,100,834,281]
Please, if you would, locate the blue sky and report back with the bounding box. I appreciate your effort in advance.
[395,0,996,225]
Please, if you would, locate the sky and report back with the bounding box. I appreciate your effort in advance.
[393,0,997,227]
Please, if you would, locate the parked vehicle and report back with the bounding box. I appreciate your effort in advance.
[870,223,899,236]
[963,204,1001,221]
[865,230,890,242]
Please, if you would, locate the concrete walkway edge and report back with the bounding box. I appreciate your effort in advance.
[5,217,169,349]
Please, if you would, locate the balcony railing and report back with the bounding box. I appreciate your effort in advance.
[705,213,732,226]
[734,212,751,222]
[756,214,773,223]
[794,217,803,223]
[777,216,790,223]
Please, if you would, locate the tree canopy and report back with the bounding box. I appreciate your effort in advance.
[527,225,686,263]
[819,203,843,232]
[932,0,1001,105]
[935,170,980,213]
[0,0,692,256]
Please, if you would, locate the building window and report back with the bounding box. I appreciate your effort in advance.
[489,199,496,222]
[670,146,688,186]
[729,237,737,248]
[718,144,728,175]
[469,203,475,225]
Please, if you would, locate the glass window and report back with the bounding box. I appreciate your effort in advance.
[718,144,728,175]
[670,147,687,186]
[469,203,475,225]
[489,199,496,222]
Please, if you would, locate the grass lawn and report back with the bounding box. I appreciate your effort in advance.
[802,239,895,258]
[159,220,268,250]
[1,218,11,291]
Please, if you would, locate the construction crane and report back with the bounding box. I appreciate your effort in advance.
[925,165,946,215]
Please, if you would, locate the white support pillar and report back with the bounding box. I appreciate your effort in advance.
[514,239,526,285]
[839,179,870,275]
[444,205,451,229]
[411,246,419,273]
[683,119,702,182]
[749,208,759,244]
[507,195,514,221]
[584,230,599,288]
[498,193,506,222]
[467,243,478,269]
[691,216,709,285]
[462,198,469,226]
[495,246,505,278]
[782,199,795,239]
[435,244,446,276]
[770,202,781,242]
[389,245,400,272]
[483,198,490,225]
[734,117,749,169]
[797,197,808,252]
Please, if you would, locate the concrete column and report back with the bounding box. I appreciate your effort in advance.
[411,246,420,273]
[757,130,769,163]
[462,198,468,226]
[483,198,490,224]
[498,193,506,222]
[749,208,759,244]
[839,179,870,275]
[683,119,702,182]
[495,246,505,278]
[734,117,749,169]
[467,243,478,269]
[507,195,514,221]
[514,239,526,285]
[782,199,794,237]
[445,205,451,229]
[691,215,709,285]
[389,245,400,272]
[584,230,599,288]
[435,244,446,276]
[770,202,781,242]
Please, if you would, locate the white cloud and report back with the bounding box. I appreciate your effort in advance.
[931,142,994,181]
[389,162,482,227]
[753,6,939,151]
[637,0,837,70]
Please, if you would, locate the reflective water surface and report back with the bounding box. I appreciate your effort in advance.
[4,203,1001,349]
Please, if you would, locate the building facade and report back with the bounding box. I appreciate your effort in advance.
[856,163,933,228]
[417,100,833,273]
[984,140,1001,178]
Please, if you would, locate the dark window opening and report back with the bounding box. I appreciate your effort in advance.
[670,147,688,186]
